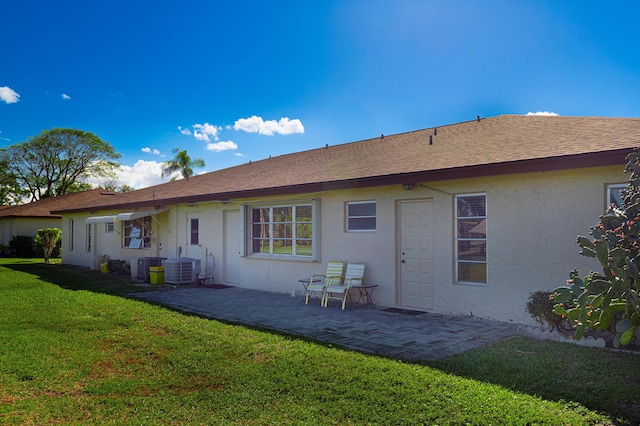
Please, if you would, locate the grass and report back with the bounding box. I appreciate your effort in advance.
[1,259,639,424]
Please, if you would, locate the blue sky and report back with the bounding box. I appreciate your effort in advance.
[2,1,640,189]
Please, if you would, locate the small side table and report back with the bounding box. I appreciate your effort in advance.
[350,284,378,309]
[298,278,321,302]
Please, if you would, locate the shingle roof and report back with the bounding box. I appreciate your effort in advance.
[54,115,640,213]
[0,189,118,218]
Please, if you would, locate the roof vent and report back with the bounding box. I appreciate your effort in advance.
[434,128,437,135]
[381,134,384,139]
[429,135,433,145]
[477,115,481,122]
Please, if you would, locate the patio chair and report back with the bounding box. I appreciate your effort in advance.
[323,261,365,310]
[304,260,344,305]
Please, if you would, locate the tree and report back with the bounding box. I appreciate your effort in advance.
[0,128,121,202]
[552,148,640,348]
[100,179,135,193]
[161,148,205,181]
[35,228,62,264]
[0,163,28,205]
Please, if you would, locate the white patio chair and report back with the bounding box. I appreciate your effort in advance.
[323,261,365,310]
[304,261,344,305]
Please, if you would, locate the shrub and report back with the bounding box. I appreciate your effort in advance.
[34,228,62,263]
[526,291,570,331]
[8,235,36,257]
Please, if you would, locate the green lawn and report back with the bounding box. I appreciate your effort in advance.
[1,259,639,425]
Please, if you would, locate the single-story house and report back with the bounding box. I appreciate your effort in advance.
[52,115,640,324]
[0,188,114,248]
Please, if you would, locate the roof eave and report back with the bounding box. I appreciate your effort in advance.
[53,149,632,214]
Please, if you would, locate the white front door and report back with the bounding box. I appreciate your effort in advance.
[224,210,241,284]
[398,200,434,310]
[186,212,202,261]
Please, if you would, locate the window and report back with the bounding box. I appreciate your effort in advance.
[69,219,74,251]
[455,194,487,284]
[123,216,152,249]
[105,222,114,233]
[190,218,199,245]
[607,184,627,209]
[86,224,92,252]
[250,204,313,257]
[346,201,376,232]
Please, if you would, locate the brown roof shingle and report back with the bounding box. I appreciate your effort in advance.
[0,189,118,218]
[54,115,640,213]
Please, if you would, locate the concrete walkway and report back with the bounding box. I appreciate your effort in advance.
[130,285,521,362]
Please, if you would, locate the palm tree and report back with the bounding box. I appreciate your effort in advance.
[161,148,205,181]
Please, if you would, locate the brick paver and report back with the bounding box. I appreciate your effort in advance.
[130,285,520,361]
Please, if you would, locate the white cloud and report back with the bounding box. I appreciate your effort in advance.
[235,152,245,157]
[233,116,304,136]
[526,111,559,116]
[141,147,161,155]
[178,126,192,136]
[0,86,20,104]
[192,122,221,142]
[61,93,71,100]
[206,140,238,152]
[116,160,166,189]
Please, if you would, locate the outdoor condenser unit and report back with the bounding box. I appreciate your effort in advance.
[137,257,165,282]
[164,258,197,284]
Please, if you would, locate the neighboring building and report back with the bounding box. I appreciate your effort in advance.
[53,115,640,324]
[0,189,118,248]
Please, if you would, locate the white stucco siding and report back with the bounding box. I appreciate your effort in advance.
[60,213,93,268]
[0,217,61,246]
[429,165,627,324]
[58,163,628,326]
[61,210,171,275]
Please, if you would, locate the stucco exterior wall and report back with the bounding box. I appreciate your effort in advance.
[215,164,626,325]
[60,164,627,326]
[0,217,61,246]
[62,210,171,275]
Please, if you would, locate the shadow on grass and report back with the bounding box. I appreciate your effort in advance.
[2,260,154,297]
[426,336,640,426]
[4,260,640,425]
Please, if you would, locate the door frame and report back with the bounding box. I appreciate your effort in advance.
[395,198,435,309]
[223,209,241,284]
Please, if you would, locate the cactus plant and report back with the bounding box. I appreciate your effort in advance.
[552,148,640,348]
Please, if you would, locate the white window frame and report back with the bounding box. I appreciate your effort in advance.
[455,193,487,285]
[105,222,114,233]
[345,201,376,232]
[244,200,318,260]
[86,224,92,253]
[122,216,152,249]
[69,219,74,252]
[190,218,200,246]
[607,183,627,210]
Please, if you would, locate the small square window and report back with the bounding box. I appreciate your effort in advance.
[346,201,376,232]
[106,223,114,233]
[607,184,627,209]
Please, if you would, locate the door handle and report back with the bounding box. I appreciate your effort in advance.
[401,260,405,263]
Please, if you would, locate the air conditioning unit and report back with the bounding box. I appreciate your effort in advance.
[137,257,166,282]
[164,258,198,284]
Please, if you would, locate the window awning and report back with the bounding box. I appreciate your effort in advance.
[115,210,166,221]
[85,215,117,224]
[85,210,166,224]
